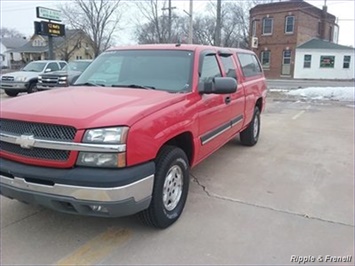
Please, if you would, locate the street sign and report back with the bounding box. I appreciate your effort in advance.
[36,6,61,22]
[34,21,65,37]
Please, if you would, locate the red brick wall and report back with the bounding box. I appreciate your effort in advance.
[250,1,337,79]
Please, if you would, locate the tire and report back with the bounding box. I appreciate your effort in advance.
[240,106,261,146]
[27,82,38,93]
[4,90,19,97]
[139,146,190,229]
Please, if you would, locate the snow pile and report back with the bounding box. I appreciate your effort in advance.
[287,87,355,102]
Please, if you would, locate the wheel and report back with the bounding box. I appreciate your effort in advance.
[139,146,190,229]
[240,106,261,146]
[4,90,19,97]
[27,82,38,93]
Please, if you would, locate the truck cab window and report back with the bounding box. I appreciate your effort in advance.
[199,55,221,83]
[220,55,237,79]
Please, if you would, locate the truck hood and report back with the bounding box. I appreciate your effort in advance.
[40,70,81,77]
[1,87,186,129]
[1,71,40,80]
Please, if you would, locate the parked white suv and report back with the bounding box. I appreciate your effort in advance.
[0,60,67,97]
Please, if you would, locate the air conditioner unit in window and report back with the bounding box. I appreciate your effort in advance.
[251,37,258,48]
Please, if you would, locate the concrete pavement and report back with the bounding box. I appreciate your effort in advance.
[0,97,353,265]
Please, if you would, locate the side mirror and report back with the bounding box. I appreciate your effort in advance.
[199,77,237,94]
[45,68,51,72]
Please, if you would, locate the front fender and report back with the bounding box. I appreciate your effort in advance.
[126,100,199,166]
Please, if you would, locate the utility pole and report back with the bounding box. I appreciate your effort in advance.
[189,0,193,44]
[162,0,176,43]
[48,35,54,59]
[183,0,193,44]
[215,0,222,46]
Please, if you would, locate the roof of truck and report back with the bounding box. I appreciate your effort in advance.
[107,44,254,54]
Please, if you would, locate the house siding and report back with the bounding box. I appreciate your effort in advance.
[294,49,355,80]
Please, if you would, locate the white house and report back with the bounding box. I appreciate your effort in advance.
[0,37,27,68]
[294,39,355,80]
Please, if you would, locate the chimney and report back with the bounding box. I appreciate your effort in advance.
[321,5,328,40]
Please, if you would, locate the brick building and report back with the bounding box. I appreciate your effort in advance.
[250,0,338,79]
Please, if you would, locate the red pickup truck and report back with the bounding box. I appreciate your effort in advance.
[0,44,267,228]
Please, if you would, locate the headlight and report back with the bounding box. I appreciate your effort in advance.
[15,76,27,82]
[77,153,122,168]
[77,127,128,168]
[83,127,128,144]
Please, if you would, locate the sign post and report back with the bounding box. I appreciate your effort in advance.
[35,6,64,60]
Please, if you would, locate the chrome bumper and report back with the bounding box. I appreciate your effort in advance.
[0,174,154,202]
[0,81,27,90]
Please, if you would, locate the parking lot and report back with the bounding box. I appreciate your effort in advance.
[0,93,354,265]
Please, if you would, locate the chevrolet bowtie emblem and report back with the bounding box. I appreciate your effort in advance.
[16,134,35,149]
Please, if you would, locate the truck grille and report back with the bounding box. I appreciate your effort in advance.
[0,142,70,161]
[0,119,76,141]
[1,76,14,82]
[0,119,76,161]
[40,76,60,86]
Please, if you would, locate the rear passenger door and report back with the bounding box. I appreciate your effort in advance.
[236,53,264,126]
[219,52,245,134]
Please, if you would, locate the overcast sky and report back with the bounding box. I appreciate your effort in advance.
[1,0,354,46]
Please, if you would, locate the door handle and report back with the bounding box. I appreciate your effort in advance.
[225,96,231,104]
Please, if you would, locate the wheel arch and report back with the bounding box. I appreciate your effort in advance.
[157,131,194,167]
[255,97,263,112]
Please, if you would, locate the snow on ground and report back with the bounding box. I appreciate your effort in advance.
[286,87,355,102]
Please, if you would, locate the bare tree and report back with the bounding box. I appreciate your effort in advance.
[192,0,273,47]
[133,0,273,47]
[134,0,187,44]
[134,0,167,43]
[0,27,25,38]
[60,0,121,57]
[54,30,87,61]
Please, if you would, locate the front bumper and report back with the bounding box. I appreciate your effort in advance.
[0,81,28,90]
[0,158,155,217]
[37,84,67,90]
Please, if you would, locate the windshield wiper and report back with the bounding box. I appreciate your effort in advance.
[73,82,104,87]
[112,84,156,90]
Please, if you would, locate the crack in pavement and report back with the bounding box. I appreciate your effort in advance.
[190,174,354,228]
[1,209,45,230]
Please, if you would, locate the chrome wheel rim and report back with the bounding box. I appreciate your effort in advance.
[253,115,259,139]
[163,165,183,211]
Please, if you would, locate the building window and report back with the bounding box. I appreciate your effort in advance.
[260,51,270,69]
[76,55,82,59]
[303,54,312,68]
[285,16,295,34]
[343,56,351,69]
[262,17,273,35]
[320,56,335,68]
[283,50,291,64]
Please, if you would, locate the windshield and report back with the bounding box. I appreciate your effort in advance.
[75,50,194,92]
[62,61,91,72]
[23,62,47,72]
